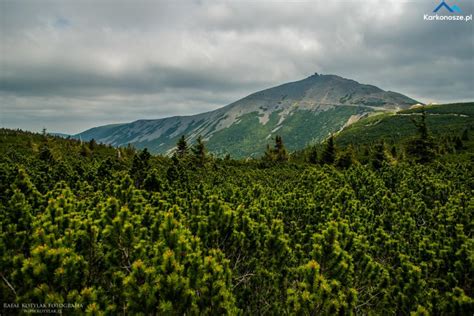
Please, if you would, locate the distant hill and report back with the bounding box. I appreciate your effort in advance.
[335,102,474,147]
[75,74,418,157]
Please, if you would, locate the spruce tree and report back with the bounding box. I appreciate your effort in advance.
[274,135,288,162]
[406,110,436,163]
[263,144,275,162]
[321,135,336,165]
[176,135,188,158]
[192,135,207,166]
[263,136,288,162]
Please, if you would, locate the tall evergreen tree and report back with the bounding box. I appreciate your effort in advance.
[321,135,336,165]
[263,136,288,162]
[192,135,207,166]
[274,135,288,162]
[176,135,188,158]
[406,110,436,163]
[263,144,275,162]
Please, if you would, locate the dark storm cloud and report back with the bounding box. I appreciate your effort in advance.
[1,0,473,134]
[0,62,266,96]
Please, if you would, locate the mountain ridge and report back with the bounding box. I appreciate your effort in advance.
[75,73,419,157]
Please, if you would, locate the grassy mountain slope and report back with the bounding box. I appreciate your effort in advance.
[208,106,370,157]
[335,102,474,147]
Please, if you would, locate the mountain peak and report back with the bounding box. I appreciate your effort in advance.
[76,74,418,157]
[304,73,358,84]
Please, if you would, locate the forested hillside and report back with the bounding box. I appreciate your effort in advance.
[335,103,473,147]
[1,124,473,314]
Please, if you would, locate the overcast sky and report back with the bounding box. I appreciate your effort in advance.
[1,0,473,134]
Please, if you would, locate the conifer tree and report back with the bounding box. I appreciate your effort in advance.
[263,136,288,162]
[406,110,436,163]
[371,141,387,170]
[192,135,207,166]
[88,138,97,151]
[321,135,336,165]
[263,144,275,162]
[274,135,288,162]
[176,135,188,158]
[166,155,189,186]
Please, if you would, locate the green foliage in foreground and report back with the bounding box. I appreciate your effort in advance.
[0,128,473,315]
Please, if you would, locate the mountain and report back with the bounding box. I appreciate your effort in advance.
[75,73,419,157]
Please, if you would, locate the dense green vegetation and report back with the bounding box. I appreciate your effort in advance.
[335,102,473,147]
[1,112,473,315]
